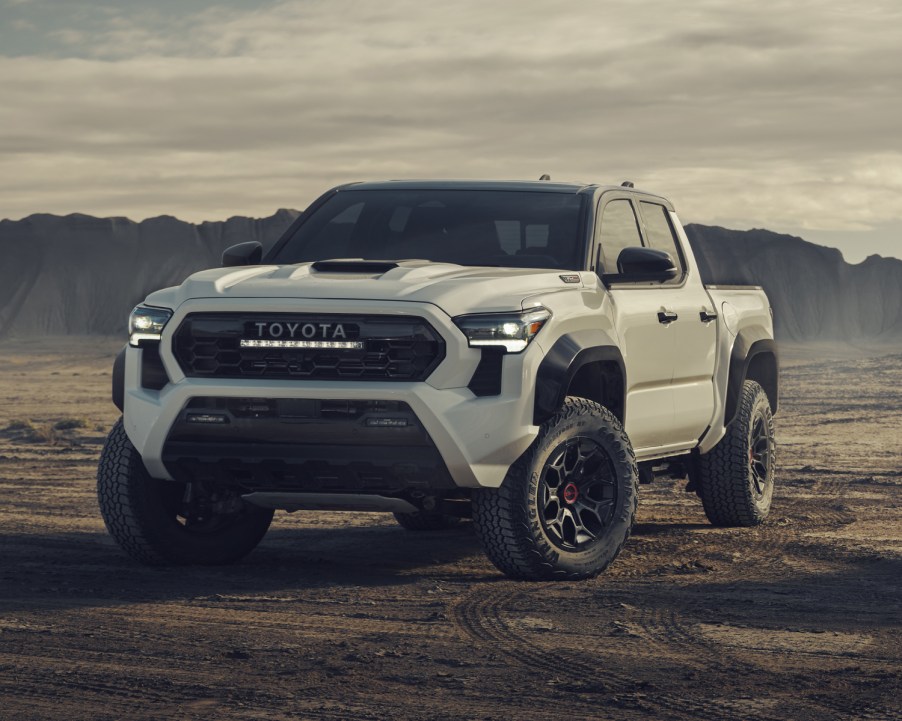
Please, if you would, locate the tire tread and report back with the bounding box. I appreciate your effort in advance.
[696,380,774,527]
[96,418,273,565]
[472,397,638,581]
[97,419,170,564]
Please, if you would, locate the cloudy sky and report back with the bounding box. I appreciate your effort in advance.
[1,0,900,262]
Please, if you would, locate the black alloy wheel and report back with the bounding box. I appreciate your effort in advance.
[539,437,618,550]
[749,413,774,498]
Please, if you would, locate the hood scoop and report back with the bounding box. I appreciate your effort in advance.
[311,259,400,274]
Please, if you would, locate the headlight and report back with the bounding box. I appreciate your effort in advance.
[128,305,173,347]
[453,307,551,353]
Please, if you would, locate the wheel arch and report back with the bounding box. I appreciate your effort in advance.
[725,327,778,424]
[534,331,626,425]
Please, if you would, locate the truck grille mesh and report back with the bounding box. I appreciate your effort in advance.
[173,313,444,381]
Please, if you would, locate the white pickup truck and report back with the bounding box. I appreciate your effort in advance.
[98,179,778,581]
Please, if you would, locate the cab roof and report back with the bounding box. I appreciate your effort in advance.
[342,179,594,194]
[333,179,674,209]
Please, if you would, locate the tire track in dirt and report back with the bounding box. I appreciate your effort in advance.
[631,590,899,664]
[629,605,740,673]
[635,604,890,665]
[1,600,457,721]
[708,474,855,581]
[2,687,359,721]
[613,600,900,721]
[628,603,901,721]
[805,467,858,527]
[812,696,902,721]
[0,656,361,721]
[0,600,457,644]
[450,585,787,721]
[0,671,181,708]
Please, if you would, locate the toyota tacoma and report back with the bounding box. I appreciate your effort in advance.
[98,180,778,581]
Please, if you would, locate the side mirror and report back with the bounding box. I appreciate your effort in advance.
[602,246,678,285]
[222,241,263,267]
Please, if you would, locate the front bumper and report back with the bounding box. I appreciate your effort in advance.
[122,297,544,489]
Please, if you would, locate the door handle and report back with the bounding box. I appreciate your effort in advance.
[657,310,678,325]
[699,310,718,323]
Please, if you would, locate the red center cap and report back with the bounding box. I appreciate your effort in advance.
[563,482,579,504]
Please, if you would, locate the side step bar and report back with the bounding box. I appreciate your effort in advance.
[242,492,419,514]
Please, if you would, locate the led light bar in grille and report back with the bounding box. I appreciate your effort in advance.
[240,339,365,350]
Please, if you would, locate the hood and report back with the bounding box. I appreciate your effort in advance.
[145,259,587,317]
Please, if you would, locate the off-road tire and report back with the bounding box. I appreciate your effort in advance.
[471,397,638,581]
[696,380,776,527]
[392,511,461,531]
[97,419,274,565]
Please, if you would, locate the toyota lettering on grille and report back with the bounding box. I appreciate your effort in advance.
[240,321,364,350]
[254,321,352,340]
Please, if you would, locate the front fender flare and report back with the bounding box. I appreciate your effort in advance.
[534,330,625,425]
[112,345,126,412]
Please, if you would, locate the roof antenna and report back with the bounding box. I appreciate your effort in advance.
[621,180,634,188]
[539,174,551,181]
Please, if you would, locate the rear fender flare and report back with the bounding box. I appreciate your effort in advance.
[725,327,778,424]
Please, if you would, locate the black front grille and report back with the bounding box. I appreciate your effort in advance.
[173,313,445,381]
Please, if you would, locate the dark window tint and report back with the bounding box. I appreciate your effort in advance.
[639,201,684,281]
[297,202,363,260]
[598,200,642,273]
[272,190,586,270]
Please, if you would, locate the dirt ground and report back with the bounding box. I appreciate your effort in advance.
[0,337,900,721]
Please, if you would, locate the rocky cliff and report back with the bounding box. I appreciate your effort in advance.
[683,225,902,342]
[0,210,299,336]
[0,211,899,342]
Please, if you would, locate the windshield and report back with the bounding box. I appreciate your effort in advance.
[271,189,587,270]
